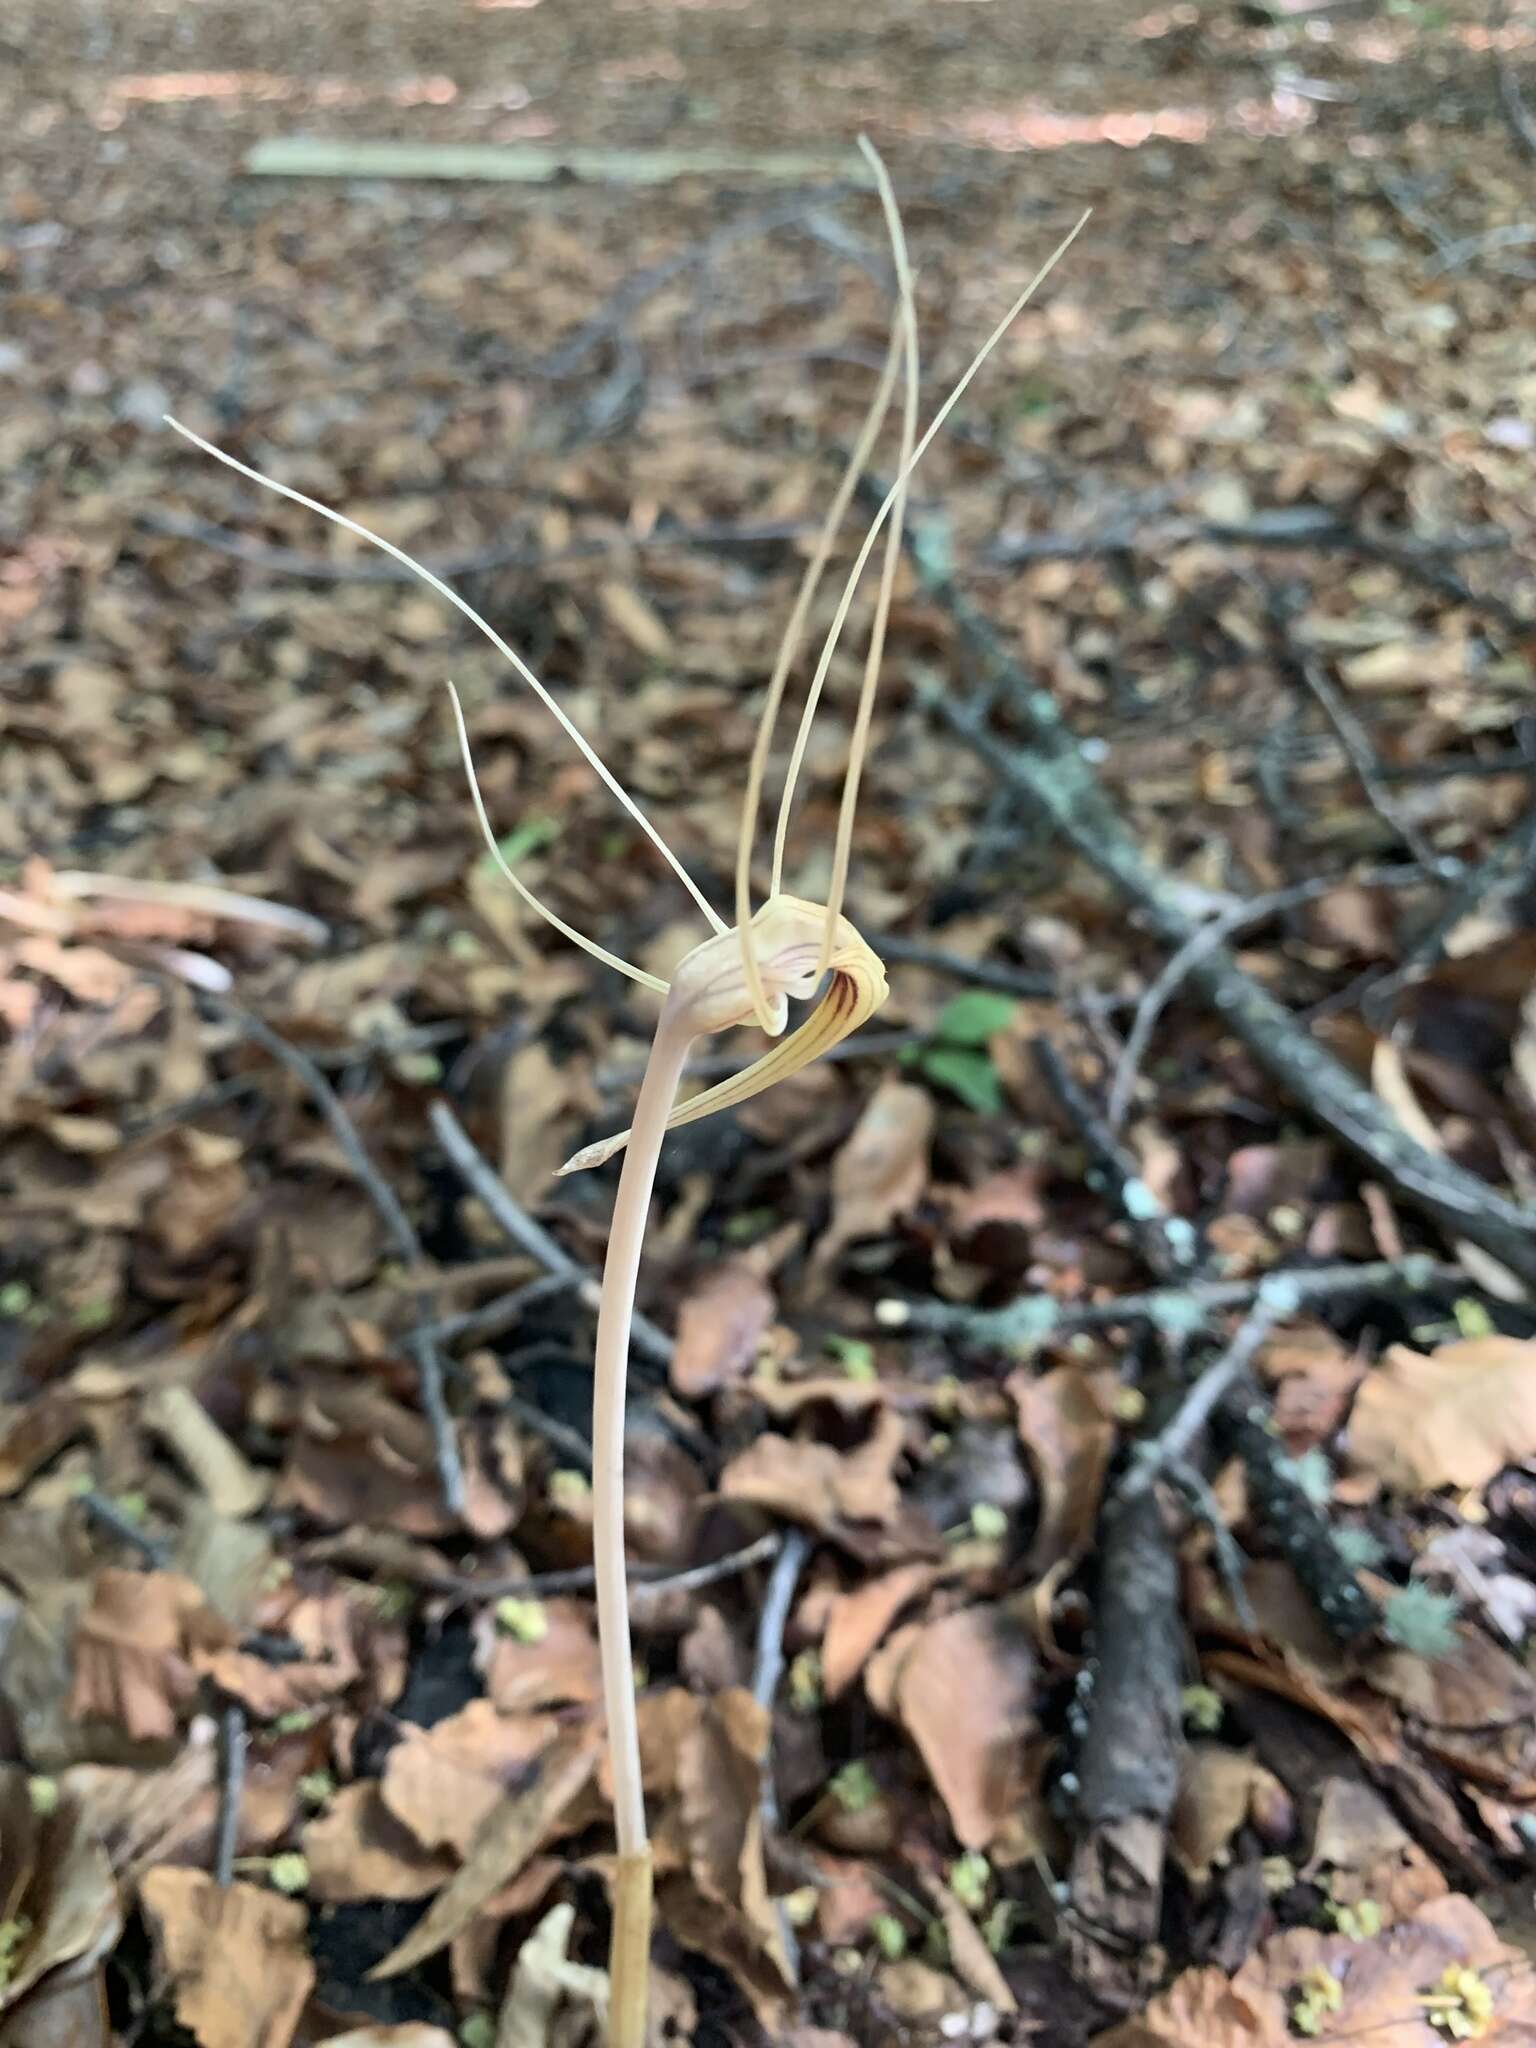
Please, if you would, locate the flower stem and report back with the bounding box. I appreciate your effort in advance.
[591,1000,694,2046]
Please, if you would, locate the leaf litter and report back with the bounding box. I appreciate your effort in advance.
[6,0,1536,2042]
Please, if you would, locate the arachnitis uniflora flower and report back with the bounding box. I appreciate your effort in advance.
[165,143,1084,2047]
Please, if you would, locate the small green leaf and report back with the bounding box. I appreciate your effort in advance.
[1452,1296,1494,1340]
[825,1334,875,1381]
[949,1851,991,1912]
[459,2014,496,2048]
[921,1045,1004,1114]
[970,1503,1008,1542]
[298,1771,335,1809]
[482,815,558,874]
[494,1596,548,1643]
[871,1913,907,1960]
[933,990,1018,1046]
[268,1853,310,1895]
[830,1760,878,1813]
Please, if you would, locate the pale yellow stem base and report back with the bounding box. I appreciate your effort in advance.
[608,1846,656,2048]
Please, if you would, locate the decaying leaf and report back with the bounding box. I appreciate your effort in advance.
[68,1569,229,1744]
[371,1727,602,1978]
[1095,1892,1536,2048]
[871,1604,1038,1849]
[720,1410,939,1563]
[1348,1336,1536,1494]
[0,1768,121,2024]
[381,1701,560,1858]
[669,1259,776,1399]
[1007,1363,1118,1574]
[139,1867,314,2048]
[473,1598,603,1713]
[811,1079,934,1273]
[1170,1745,1292,1884]
[821,1562,940,1700]
[303,1783,457,1904]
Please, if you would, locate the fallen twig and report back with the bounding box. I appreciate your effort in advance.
[1120,1288,1289,1502]
[80,1490,170,1567]
[899,520,1536,1286]
[427,1099,673,1369]
[878,1253,1455,1349]
[1066,1485,1182,2006]
[1031,1035,1199,1273]
[1264,587,1451,875]
[138,504,818,586]
[1105,863,1428,1131]
[212,1001,465,1514]
[751,1526,813,1987]
[431,1528,782,1607]
[213,1699,247,1888]
[1214,1393,1382,1641]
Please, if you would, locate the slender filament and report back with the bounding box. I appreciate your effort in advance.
[770,209,1092,904]
[816,136,920,978]
[162,417,728,937]
[447,685,667,993]
[732,314,905,1034]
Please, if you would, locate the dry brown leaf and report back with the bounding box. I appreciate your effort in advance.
[674,1686,792,1998]
[821,1562,939,1700]
[473,1598,603,1713]
[720,1410,937,1563]
[371,1727,602,1978]
[381,1701,559,1857]
[493,1900,608,2048]
[881,1604,1037,1850]
[303,1783,457,1903]
[138,1868,314,2048]
[669,1259,776,1399]
[68,1569,229,1743]
[1302,1776,1448,1923]
[1348,1336,1536,1494]
[1007,1363,1118,1573]
[598,579,673,660]
[0,1769,121,2021]
[811,1078,934,1272]
[1170,1745,1292,1884]
[920,1874,1017,2013]
[1097,1892,1536,2047]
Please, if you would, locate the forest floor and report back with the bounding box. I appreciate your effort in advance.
[4,0,1536,2043]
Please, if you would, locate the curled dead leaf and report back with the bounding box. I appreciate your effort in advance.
[1007,1363,1118,1574]
[139,1867,314,2048]
[1348,1336,1536,1494]
[720,1410,938,1563]
[68,1569,230,1744]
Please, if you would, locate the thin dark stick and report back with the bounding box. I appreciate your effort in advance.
[421,1272,581,1347]
[80,1490,171,1567]
[874,934,1058,998]
[1031,1036,1199,1273]
[1105,863,1428,1130]
[1120,1292,1286,1502]
[432,1528,781,1606]
[878,1252,1455,1348]
[1265,594,1449,875]
[751,1527,813,1989]
[139,505,818,586]
[210,1000,464,1514]
[752,1528,812,1711]
[427,1099,673,1369]
[213,1700,247,1887]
